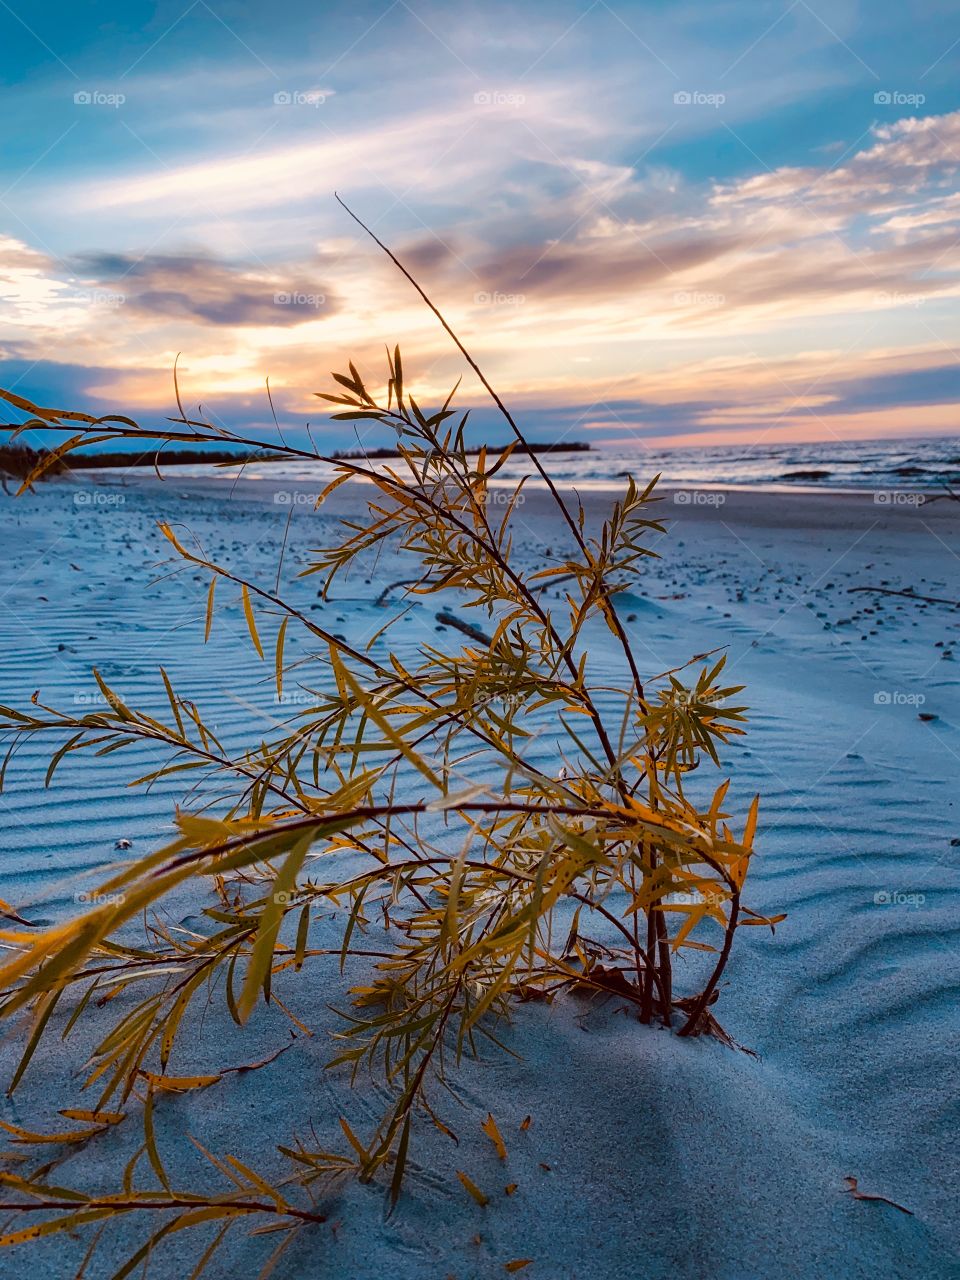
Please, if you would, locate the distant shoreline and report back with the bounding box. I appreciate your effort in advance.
[0,440,592,482]
[331,441,591,459]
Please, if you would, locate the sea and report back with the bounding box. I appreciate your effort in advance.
[118,435,960,494]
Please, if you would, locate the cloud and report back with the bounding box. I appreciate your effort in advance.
[711,111,960,218]
[76,252,338,326]
[823,361,960,414]
[496,354,960,445]
[0,237,73,316]
[472,229,747,300]
[72,91,585,218]
[0,238,50,271]
[380,110,960,333]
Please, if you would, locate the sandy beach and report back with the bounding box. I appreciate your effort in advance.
[0,472,957,1279]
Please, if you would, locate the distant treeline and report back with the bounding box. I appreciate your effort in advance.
[332,441,592,460]
[0,443,256,484]
[1,438,592,486]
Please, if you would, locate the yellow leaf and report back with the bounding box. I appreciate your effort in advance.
[339,1116,369,1161]
[743,794,760,848]
[138,1070,220,1092]
[241,583,264,659]
[481,1113,507,1160]
[456,1169,489,1206]
[58,1109,124,1126]
[738,912,787,929]
[275,615,288,701]
[0,1119,108,1145]
[0,1206,115,1247]
[237,831,313,1021]
[204,576,216,642]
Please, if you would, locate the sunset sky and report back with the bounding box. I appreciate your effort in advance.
[2,0,959,451]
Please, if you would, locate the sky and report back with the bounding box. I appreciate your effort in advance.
[1,0,959,454]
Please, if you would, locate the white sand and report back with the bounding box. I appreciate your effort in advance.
[0,474,957,1278]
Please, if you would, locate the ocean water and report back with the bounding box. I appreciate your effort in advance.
[600,435,960,492]
[118,434,960,493]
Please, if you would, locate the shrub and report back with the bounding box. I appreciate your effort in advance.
[0,215,780,1274]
